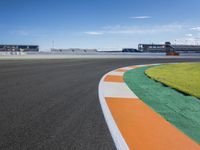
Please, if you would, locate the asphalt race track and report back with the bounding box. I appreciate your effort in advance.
[0,58,199,150]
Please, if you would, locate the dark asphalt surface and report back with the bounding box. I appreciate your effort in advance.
[0,58,199,150]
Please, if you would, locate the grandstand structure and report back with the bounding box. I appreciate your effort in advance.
[0,45,39,52]
[138,43,200,53]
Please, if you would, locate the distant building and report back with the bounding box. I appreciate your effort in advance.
[138,42,200,53]
[138,44,166,52]
[122,48,140,52]
[51,48,97,53]
[0,45,39,52]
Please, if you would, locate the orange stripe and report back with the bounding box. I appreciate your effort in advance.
[115,68,128,72]
[106,97,200,150]
[128,66,139,69]
[104,75,124,82]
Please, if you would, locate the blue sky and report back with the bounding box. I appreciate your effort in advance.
[1,0,200,50]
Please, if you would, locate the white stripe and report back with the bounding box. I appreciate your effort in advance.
[108,71,124,76]
[121,67,133,70]
[151,63,161,66]
[103,82,138,98]
[99,74,129,150]
[137,64,147,67]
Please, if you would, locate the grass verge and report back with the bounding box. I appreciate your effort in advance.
[145,63,200,99]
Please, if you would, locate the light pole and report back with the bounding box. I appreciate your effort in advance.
[52,40,55,50]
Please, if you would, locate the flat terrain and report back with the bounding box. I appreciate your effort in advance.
[0,58,199,150]
[146,63,200,99]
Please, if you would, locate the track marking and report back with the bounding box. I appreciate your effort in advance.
[103,82,137,98]
[99,74,129,150]
[115,68,128,72]
[128,66,139,69]
[108,71,124,76]
[99,64,200,150]
[106,97,200,150]
[104,75,124,82]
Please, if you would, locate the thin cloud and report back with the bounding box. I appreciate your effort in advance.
[130,16,152,19]
[84,31,103,35]
[191,27,200,31]
[86,23,184,35]
[174,37,200,45]
[185,33,193,37]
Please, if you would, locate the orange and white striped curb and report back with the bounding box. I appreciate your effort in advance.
[98,64,200,150]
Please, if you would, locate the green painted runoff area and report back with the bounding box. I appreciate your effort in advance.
[124,66,200,144]
[146,63,200,99]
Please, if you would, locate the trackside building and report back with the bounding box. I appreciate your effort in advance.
[138,43,200,53]
[0,45,39,52]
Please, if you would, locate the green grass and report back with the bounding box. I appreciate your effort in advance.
[145,63,200,99]
[124,66,200,144]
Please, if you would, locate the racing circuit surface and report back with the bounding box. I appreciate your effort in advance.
[0,58,200,150]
